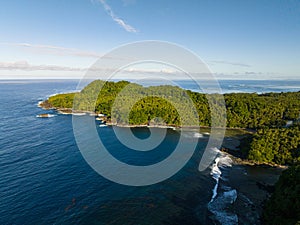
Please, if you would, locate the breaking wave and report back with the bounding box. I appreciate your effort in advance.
[208,148,238,225]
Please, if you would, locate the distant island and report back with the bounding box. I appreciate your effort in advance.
[40,79,300,224]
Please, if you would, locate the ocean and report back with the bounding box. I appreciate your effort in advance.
[0,79,299,225]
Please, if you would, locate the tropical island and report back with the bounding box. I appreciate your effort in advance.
[40,79,300,224]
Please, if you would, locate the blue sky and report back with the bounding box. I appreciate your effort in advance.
[0,0,299,79]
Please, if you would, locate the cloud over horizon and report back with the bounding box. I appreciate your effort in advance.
[0,42,103,58]
[0,61,84,71]
[210,60,251,68]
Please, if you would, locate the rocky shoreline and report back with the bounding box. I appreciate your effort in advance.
[38,100,287,224]
[225,164,283,225]
[219,135,286,224]
[38,100,99,116]
[39,100,286,168]
[221,135,288,169]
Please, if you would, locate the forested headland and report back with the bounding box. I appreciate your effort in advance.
[42,79,300,165]
[41,79,300,223]
[44,80,300,128]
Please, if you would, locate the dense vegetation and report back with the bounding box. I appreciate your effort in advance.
[47,80,300,129]
[224,92,300,128]
[46,80,300,165]
[262,164,300,225]
[48,93,75,109]
[127,96,181,126]
[246,124,300,165]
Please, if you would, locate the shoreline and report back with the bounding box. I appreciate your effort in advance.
[208,135,286,224]
[221,135,288,169]
[39,101,254,130]
[38,100,287,224]
[218,135,286,224]
[227,164,284,224]
[39,100,286,170]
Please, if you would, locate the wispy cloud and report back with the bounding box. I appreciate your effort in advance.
[0,42,102,58]
[210,60,251,68]
[0,61,85,71]
[96,0,138,33]
[0,61,178,74]
[0,42,135,61]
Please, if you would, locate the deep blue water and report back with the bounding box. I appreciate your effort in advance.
[0,79,299,225]
[0,80,212,225]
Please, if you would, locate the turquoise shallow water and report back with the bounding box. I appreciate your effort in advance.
[0,79,299,224]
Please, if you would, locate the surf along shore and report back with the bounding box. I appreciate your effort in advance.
[218,131,286,224]
[38,99,286,224]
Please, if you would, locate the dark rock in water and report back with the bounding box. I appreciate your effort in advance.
[57,108,73,114]
[256,182,275,193]
[228,165,284,225]
[38,100,53,109]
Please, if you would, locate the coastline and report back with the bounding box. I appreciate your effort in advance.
[221,135,288,169]
[218,135,286,224]
[227,164,283,224]
[38,101,94,115]
[39,101,254,130]
[39,99,287,170]
[39,100,287,224]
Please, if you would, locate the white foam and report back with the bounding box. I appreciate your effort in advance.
[208,148,238,224]
[210,156,221,202]
[223,189,237,204]
[193,132,203,138]
[36,114,56,118]
[37,101,43,107]
[72,112,86,116]
[211,180,219,202]
[208,189,239,225]
[218,155,233,168]
[180,131,203,138]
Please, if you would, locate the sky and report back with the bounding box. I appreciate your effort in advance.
[0,0,299,80]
